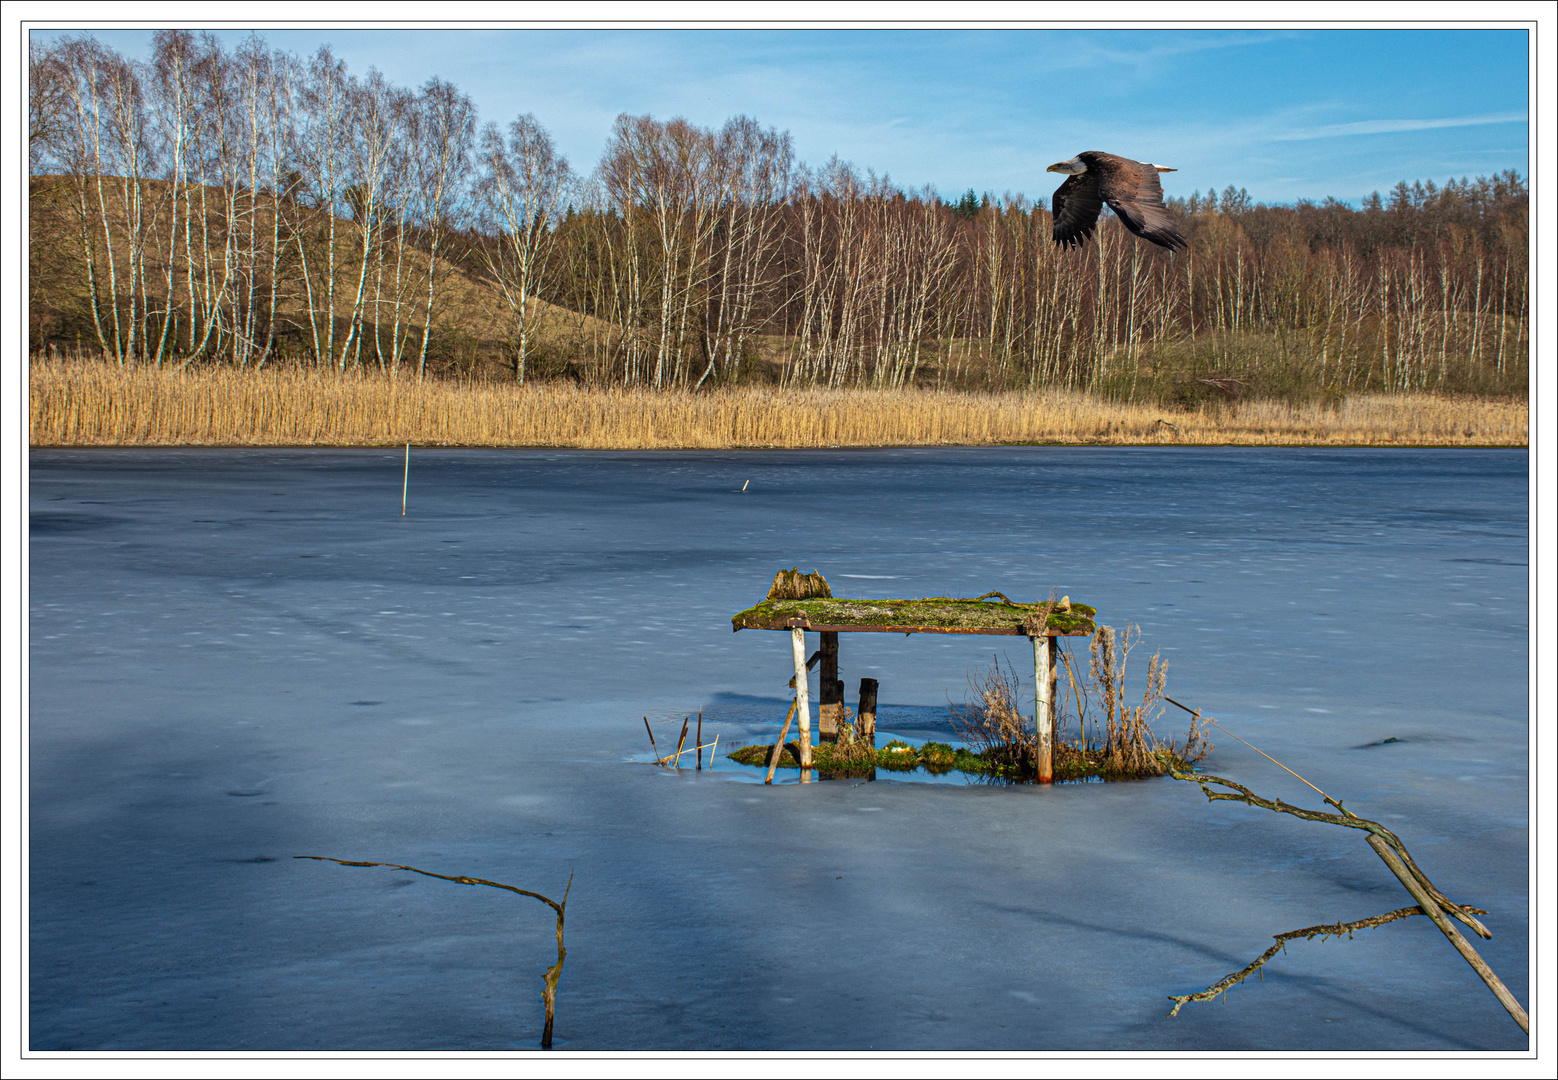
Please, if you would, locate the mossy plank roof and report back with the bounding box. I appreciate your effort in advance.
[731,596,1096,637]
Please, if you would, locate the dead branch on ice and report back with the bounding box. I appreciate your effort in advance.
[1167,771,1525,1033]
[296,856,574,1047]
[1165,904,1484,1017]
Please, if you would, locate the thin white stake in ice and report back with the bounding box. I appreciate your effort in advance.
[402,443,410,517]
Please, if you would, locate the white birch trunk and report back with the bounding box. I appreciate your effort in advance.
[791,627,812,779]
[1033,632,1053,783]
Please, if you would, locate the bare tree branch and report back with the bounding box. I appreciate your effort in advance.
[1171,770,1489,939]
[1166,904,1486,1017]
[1166,767,1524,1032]
[296,855,573,1048]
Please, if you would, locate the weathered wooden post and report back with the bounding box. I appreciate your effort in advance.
[818,631,841,742]
[1032,632,1054,783]
[857,678,878,748]
[791,626,812,781]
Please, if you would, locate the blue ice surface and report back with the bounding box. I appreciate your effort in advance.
[28,446,1528,1051]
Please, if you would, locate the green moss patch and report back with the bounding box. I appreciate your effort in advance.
[730,595,1096,636]
[726,737,1192,782]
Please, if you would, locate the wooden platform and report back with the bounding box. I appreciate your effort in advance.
[731,594,1096,637]
[733,572,1095,784]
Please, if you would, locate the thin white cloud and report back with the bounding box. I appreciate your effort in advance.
[1270,112,1528,141]
[1049,29,1299,72]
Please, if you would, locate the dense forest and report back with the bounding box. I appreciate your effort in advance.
[29,31,1529,401]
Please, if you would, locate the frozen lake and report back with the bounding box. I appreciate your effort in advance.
[28,446,1528,1052]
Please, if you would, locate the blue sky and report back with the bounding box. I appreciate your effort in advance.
[40,25,1530,207]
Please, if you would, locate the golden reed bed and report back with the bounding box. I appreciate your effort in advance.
[30,361,1528,449]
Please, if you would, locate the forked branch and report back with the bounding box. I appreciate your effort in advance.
[1166,903,1486,1017]
[1170,771,1489,938]
[296,856,573,1047]
[1167,767,1524,1033]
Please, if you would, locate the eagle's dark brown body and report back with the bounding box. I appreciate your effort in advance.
[1048,151,1187,252]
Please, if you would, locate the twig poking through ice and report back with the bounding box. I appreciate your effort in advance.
[296,856,573,1047]
[1166,904,1482,1017]
[672,717,690,767]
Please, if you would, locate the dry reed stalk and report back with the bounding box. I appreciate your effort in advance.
[643,717,660,764]
[1045,626,1208,775]
[672,718,690,767]
[949,655,1036,773]
[1089,625,1169,775]
[30,359,1528,449]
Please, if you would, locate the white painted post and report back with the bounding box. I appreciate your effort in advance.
[1033,633,1054,783]
[791,627,812,781]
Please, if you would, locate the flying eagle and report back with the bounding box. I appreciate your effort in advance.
[1047,152,1187,252]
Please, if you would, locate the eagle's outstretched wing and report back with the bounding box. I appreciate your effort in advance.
[1096,158,1187,251]
[1051,172,1104,249]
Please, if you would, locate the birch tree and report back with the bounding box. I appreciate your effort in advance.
[292,46,351,366]
[477,113,574,383]
[409,78,476,379]
[51,36,158,362]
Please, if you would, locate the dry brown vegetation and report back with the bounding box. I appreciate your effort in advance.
[30,358,1526,448]
[948,636,1213,782]
[1064,624,1213,778]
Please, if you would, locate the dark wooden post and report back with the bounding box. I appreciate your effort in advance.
[818,631,841,742]
[857,678,878,748]
[1048,636,1059,762]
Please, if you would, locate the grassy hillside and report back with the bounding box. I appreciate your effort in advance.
[28,175,614,381]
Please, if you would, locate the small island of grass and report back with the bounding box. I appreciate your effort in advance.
[727,737,1201,783]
